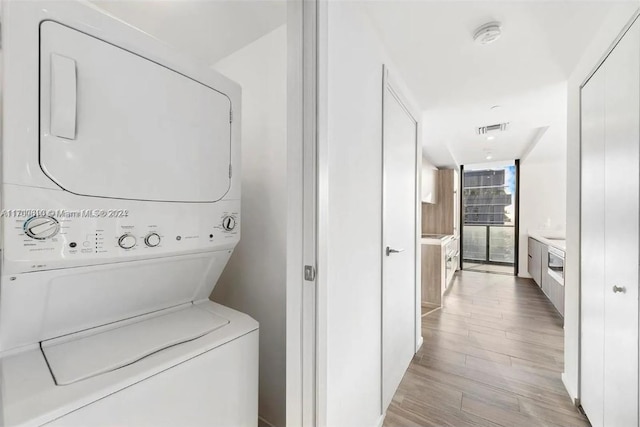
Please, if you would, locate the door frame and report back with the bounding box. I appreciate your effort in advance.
[459,161,519,275]
[286,0,320,425]
[380,65,422,413]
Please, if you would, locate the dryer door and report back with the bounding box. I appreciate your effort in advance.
[39,21,232,203]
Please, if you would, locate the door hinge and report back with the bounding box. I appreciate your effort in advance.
[304,265,316,281]
[229,164,233,178]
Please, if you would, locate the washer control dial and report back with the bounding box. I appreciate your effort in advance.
[118,234,137,249]
[144,232,161,247]
[222,216,237,231]
[24,216,60,240]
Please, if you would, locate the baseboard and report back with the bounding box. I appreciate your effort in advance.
[375,412,386,427]
[258,416,277,427]
[416,336,424,352]
[561,373,579,406]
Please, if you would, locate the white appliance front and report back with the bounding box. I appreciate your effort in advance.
[40,21,233,203]
[0,1,256,426]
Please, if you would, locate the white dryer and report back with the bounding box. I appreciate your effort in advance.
[0,1,258,426]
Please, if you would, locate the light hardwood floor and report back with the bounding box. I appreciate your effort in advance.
[384,270,589,427]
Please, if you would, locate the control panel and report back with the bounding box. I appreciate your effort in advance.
[3,186,241,274]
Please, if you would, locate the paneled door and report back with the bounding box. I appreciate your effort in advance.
[381,66,418,411]
[580,17,639,427]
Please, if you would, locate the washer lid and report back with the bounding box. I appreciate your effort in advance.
[41,305,229,385]
[39,21,233,203]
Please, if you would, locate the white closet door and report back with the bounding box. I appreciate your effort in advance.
[603,20,639,427]
[581,18,640,427]
[580,57,606,427]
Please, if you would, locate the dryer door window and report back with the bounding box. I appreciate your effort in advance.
[39,21,232,203]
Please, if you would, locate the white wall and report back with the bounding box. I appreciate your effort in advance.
[564,5,639,401]
[210,25,287,427]
[518,93,567,278]
[321,2,418,426]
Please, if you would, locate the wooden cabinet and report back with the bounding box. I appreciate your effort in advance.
[422,169,459,236]
[421,236,459,309]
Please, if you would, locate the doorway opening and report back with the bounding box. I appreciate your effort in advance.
[460,161,519,276]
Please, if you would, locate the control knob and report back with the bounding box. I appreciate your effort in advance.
[144,232,161,247]
[24,216,60,240]
[222,216,237,231]
[118,233,137,249]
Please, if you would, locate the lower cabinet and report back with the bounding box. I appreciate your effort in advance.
[528,237,564,318]
[528,238,542,286]
[421,237,459,309]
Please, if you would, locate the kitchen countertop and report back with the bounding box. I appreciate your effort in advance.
[421,234,456,246]
[529,230,566,252]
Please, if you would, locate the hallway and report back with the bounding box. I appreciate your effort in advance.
[384,271,589,427]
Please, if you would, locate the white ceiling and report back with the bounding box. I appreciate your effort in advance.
[91,0,286,66]
[363,1,635,167]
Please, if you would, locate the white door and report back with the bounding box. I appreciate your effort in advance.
[581,18,639,427]
[602,19,639,427]
[382,67,418,411]
[40,21,233,202]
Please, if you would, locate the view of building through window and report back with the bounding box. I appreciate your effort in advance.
[462,164,516,269]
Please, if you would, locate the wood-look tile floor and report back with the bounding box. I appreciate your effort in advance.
[384,270,590,427]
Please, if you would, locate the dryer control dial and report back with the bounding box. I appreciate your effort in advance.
[118,234,137,249]
[24,216,60,240]
[144,233,161,247]
[222,216,237,231]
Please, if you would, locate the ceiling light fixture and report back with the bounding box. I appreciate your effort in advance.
[474,22,502,45]
[486,153,493,160]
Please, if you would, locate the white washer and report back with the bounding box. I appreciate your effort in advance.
[0,1,257,426]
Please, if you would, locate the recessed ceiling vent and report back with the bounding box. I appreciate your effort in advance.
[477,122,509,135]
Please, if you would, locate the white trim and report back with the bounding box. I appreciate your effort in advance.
[301,0,319,425]
[375,413,386,427]
[316,0,329,426]
[285,0,315,426]
[580,10,640,89]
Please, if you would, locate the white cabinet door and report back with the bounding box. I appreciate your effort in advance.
[421,160,437,204]
[602,20,639,427]
[382,70,418,411]
[581,18,639,427]
[528,238,542,286]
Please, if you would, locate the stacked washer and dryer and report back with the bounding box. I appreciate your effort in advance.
[0,1,258,426]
